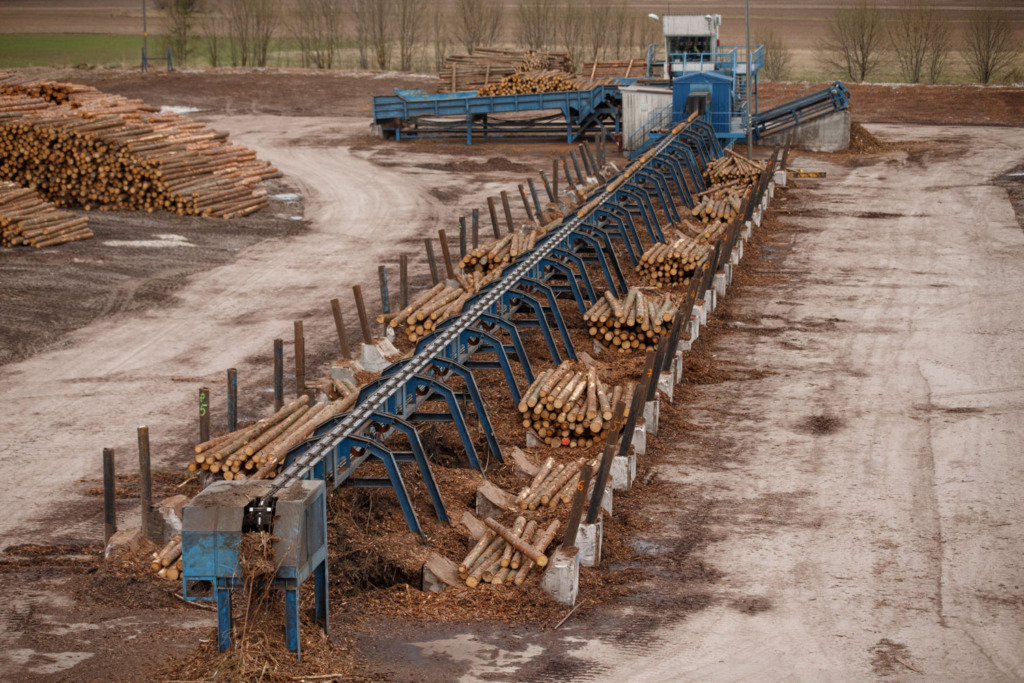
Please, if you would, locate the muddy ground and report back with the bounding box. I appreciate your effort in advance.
[0,70,1022,681]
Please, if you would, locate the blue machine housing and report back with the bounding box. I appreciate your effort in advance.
[671,72,737,140]
[182,479,329,658]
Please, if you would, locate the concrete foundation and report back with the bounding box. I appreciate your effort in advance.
[611,452,636,490]
[644,399,659,436]
[657,371,674,403]
[672,351,685,385]
[577,519,603,567]
[713,272,727,300]
[359,337,400,373]
[526,429,543,448]
[632,420,647,456]
[761,108,851,153]
[743,220,753,239]
[541,546,580,606]
[105,527,142,559]
[774,168,787,187]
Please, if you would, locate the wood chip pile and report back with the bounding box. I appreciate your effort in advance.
[439,49,574,93]
[584,287,678,352]
[0,73,279,218]
[190,387,360,481]
[0,180,92,247]
[381,271,501,343]
[636,234,712,286]
[518,362,635,447]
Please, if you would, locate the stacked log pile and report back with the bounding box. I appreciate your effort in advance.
[478,70,589,96]
[703,149,766,185]
[459,228,540,274]
[458,518,561,587]
[580,59,640,79]
[190,385,360,481]
[583,288,678,352]
[0,73,279,218]
[382,270,502,343]
[152,534,183,581]
[517,362,634,447]
[439,49,573,93]
[689,187,745,224]
[636,234,712,286]
[514,455,599,511]
[0,180,92,247]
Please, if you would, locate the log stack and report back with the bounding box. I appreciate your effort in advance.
[583,288,678,352]
[514,455,599,511]
[689,187,745,224]
[478,70,587,96]
[636,234,712,287]
[457,518,561,587]
[580,59,641,79]
[0,73,279,219]
[152,534,183,581]
[381,269,502,343]
[517,362,635,447]
[459,228,540,274]
[189,385,360,481]
[439,49,573,93]
[0,180,92,247]
[703,149,767,185]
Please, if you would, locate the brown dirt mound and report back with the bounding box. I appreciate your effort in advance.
[849,121,889,154]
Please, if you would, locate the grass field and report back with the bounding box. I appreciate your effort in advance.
[0,34,143,69]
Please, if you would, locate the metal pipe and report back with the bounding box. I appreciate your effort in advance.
[294,321,306,396]
[378,265,390,315]
[500,190,515,233]
[424,238,440,285]
[273,339,284,409]
[226,368,238,432]
[399,254,409,309]
[745,0,754,158]
[438,229,455,279]
[137,426,151,540]
[330,299,350,358]
[103,448,116,547]
[487,197,501,238]
[353,285,372,344]
[198,387,210,443]
[528,178,543,217]
[471,209,480,248]
[458,217,467,257]
[518,184,534,222]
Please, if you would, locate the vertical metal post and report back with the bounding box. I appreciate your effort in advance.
[142,0,148,71]
[399,254,409,309]
[585,400,627,525]
[540,170,554,202]
[471,209,480,248]
[424,238,440,285]
[330,299,350,358]
[438,229,456,279]
[552,159,559,197]
[294,321,306,396]
[500,190,515,233]
[458,217,467,258]
[226,368,237,432]
[198,387,210,442]
[577,144,593,176]
[273,339,284,410]
[486,197,501,238]
[518,184,535,222]
[353,285,373,344]
[103,448,116,547]
[745,0,753,158]
[137,426,151,540]
[570,150,585,183]
[562,463,594,547]
[528,178,543,217]
[378,265,390,315]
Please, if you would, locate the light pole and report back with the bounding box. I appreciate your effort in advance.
[142,0,148,70]
[745,0,753,157]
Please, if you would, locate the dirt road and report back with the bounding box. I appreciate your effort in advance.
[360,125,1024,680]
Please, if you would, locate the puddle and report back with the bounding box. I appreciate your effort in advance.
[630,539,669,555]
[271,193,301,202]
[104,234,195,249]
[159,105,201,115]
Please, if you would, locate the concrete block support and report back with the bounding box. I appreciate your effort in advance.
[743,220,753,240]
[672,351,684,385]
[611,452,636,490]
[475,489,504,519]
[632,420,647,456]
[577,519,603,567]
[753,207,763,227]
[713,272,727,300]
[760,108,851,153]
[774,169,787,187]
[541,546,580,606]
[644,399,659,436]
[657,371,674,403]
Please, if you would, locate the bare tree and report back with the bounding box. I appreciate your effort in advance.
[963,7,1017,85]
[454,0,502,54]
[350,0,392,69]
[290,0,344,69]
[821,1,885,81]
[430,0,452,72]
[756,28,792,81]
[516,0,555,51]
[224,0,277,67]
[395,0,424,71]
[608,3,631,59]
[887,0,950,83]
[198,0,224,67]
[584,0,618,64]
[160,0,196,66]
[350,0,370,68]
[557,0,586,71]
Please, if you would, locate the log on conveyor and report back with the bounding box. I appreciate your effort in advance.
[517,361,635,447]
[582,287,678,353]
[477,70,591,96]
[458,226,542,275]
[0,180,92,248]
[438,49,573,93]
[0,72,278,220]
[380,268,503,343]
